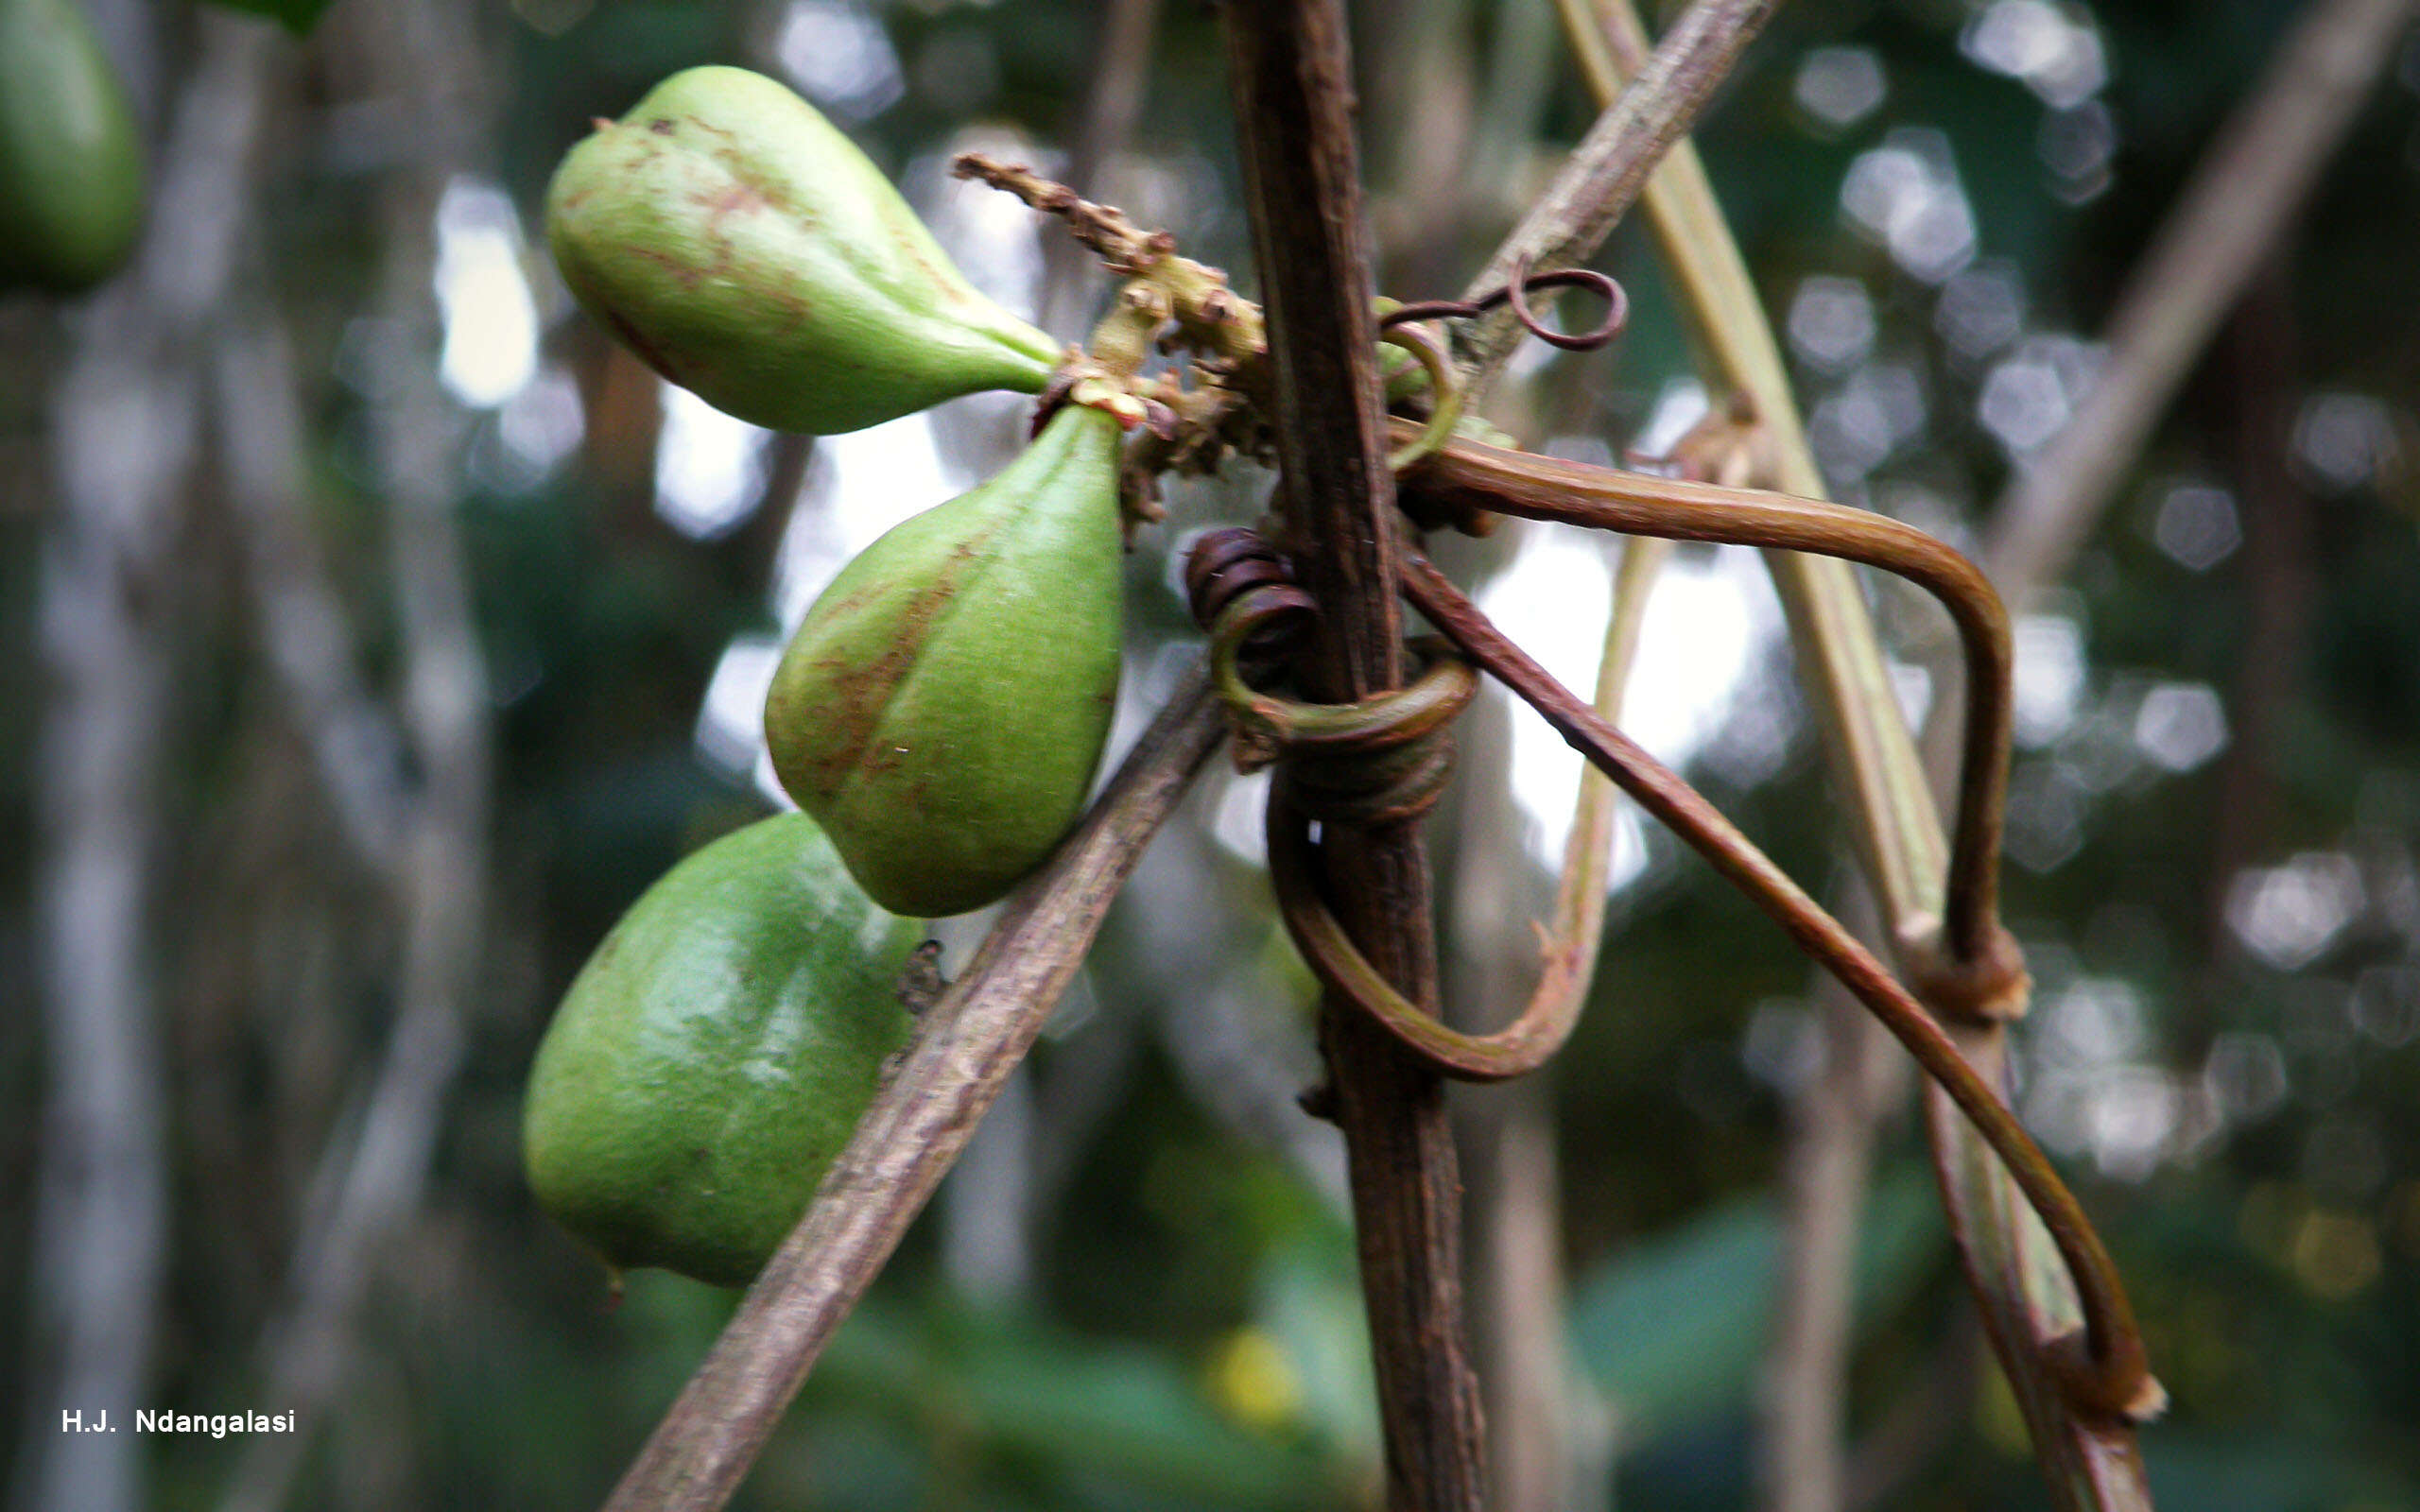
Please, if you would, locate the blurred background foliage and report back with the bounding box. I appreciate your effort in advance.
[5,0,2420,1509]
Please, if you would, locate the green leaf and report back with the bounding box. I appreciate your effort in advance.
[1567,1166,1943,1442]
[196,0,339,39]
[810,1296,1340,1510]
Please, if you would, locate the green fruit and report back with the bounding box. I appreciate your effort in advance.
[523,813,923,1288]
[544,65,1060,436]
[0,0,145,294]
[766,403,1123,917]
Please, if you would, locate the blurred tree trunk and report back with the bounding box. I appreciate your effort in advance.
[1757,912,1907,1512]
[2197,261,2312,982]
[16,17,274,1512]
[1360,0,1473,298]
[221,1,497,1506]
[1445,675,1608,1512]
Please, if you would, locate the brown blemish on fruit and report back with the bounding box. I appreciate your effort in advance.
[889,224,955,290]
[696,182,769,221]
[614,236,731,290]
[648,117,676,135]
[774,515,1011,796]
[699,146,799,221]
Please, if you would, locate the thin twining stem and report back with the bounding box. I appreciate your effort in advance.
[1539,535,1667,1040]
[1192,525,1623,1079]
[1223,549,1656,1083]
[1399,556,2157,1421]
[1265,793,1574,1080]
[1264,528,1652,1082]
[1399,430,2020,1001]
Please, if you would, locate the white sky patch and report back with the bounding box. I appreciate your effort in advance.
[654,385,770,541]
[2011,610,2086,746]
[1478,531,1779,873]
[1934,260,2028,361]
[914,126,1051,324]
[1840,128,1977,284]
[2038,975,2147,1064]
[2021,973,2223,1181]
[1888,660,1933,730]
[1631,378,1709,460]
[2078,1068,2189,1182]
[770,411,959,628]
[433,177,539,408]
[1961,0,2109,110]
[1209,768,1271,866]
[1809,361,1927,482]
[1787,276,1877,373]
[695,412,959,787]
[2134,681,2228,772]
[697,634,788,782]
[2152,482,2240,571]
[495,362,585,479]
[1793,45,1887,133]
[2293,392,2399,491]
[1979,334,2106,457]
[774,0,905,122]
[1478,530,1611,871]
[2228,852,2366,971]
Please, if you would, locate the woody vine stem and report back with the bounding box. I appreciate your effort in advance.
[597,1,2167,1507]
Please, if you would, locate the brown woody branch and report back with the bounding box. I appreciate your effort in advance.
[1455,0,1782,388]
[1221,1,1486,1507]
[1983,0,2420,608]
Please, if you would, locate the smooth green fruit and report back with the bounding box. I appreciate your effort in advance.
[545,65,1060,437]
[0,0,144,294]
[766,403,1123,917]
[523,813,923,1288]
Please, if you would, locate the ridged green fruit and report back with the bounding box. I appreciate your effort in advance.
[766,404,1123,917]
[523,813,922,1289]
[545,65,1060,436]
[0,0,144,294]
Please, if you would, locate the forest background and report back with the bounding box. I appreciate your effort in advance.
[7,0,2420,1509]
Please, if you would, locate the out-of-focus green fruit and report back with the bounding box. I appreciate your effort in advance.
[0,0,144,294]
[545,65,1060,436]
[765,403,1124,917]
[523,813,923,1289]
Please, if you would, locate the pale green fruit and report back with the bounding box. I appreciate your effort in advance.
[524,813,923,1289]
[0,0,144,294]
[765,404,1123,917]
[544,65,1060,436]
